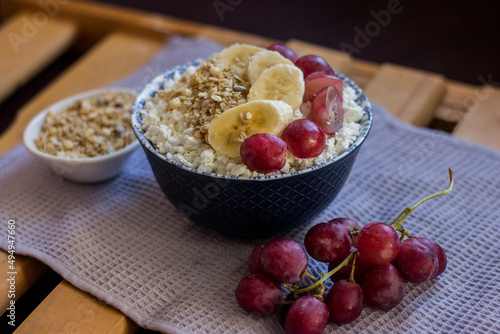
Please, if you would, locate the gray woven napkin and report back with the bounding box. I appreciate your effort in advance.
[1,36,499,334]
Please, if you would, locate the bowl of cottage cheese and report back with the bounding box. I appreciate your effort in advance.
[132,44,372,237]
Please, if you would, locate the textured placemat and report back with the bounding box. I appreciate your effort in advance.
[1,37,499,334]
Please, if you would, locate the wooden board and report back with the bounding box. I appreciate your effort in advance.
[0,11,77,104]
[364,63,446,127]
[14,280,138,334]
[453,86,500,150]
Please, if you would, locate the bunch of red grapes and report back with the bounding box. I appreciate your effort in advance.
[235,169,453,334]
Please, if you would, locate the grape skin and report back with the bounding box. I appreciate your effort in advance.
[248,243,266,275]
[328,217,360,247]
[261,238,308,284]
[281,119,326,159]
[362,263,406,310]
[285,296,329,334]
[416,237,447,278]
[267,43,298,63]
[235,273,282,316]
[394,238,439,284]
[304,222,351,263]
[325,280,364,325]
[240,133,287,174]
[357,222,401,265]
[295,55,335,78]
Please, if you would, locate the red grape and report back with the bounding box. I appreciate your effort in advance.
[295,55,334,78]
[328,217,360,247]
[240,133,287,174]
[416,237,447,278]
[325,280,363,325]
[310,86,344,135]
[281,119,326,159]
[362,263,406,310]
[304,222,351,263]
[261,238,308,284]
[285,296,329,334]
[394,238,439,284]
[303,72,344,102]
[357,222,401,265]
[235,273,282,316]
[248,243,266,275]
[267,43,298,63]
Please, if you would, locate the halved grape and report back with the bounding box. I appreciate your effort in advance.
[235,273,282,316]
[310,86,344,135]
[281,119,326,159]
[303,72,344,102]
[357,222,400,265]
[285,296,329,334]
[325,280,364,325]
[261,238,308,284]
[295,55,334,78]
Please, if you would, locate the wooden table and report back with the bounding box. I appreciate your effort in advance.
[0,0,498,332]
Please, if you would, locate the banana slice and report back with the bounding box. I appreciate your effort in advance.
[208,100,293,158]
[248,50,295,84]
[213,44,265,74]
[248,64,305,111]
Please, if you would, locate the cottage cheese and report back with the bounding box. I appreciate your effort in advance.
[140,63,364,177]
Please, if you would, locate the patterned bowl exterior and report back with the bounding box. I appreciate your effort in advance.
[132,59,372,237]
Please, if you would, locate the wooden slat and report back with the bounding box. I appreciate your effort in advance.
[0,11,77,104]
[433,80,478,124]
[14,280,138,334]
[364,63,445,126]
[453,86,500,150]
[0,253,48,311]
[1,0,275,50]
[286,39,352,75]
[349,58,380,89]
[0,31,164,154]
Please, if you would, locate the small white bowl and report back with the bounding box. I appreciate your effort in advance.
[23,88,140,183]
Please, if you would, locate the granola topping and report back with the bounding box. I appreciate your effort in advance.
[156,59,250,141]
[35,91,136,158]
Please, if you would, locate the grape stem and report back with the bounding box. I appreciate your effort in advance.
[390,168,454,230]
[348,252,357,283]
[291,252,356,297]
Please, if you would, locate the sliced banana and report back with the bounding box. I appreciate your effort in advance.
[248,64,305,111]
[208,100,293,158]
[248,50,295,84]
[213,44,265,75]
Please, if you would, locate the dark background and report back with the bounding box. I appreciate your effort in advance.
[89,0,500,85]
[0,0,499,134]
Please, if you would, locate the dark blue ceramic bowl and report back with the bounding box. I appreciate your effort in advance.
[132,59,372,237]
